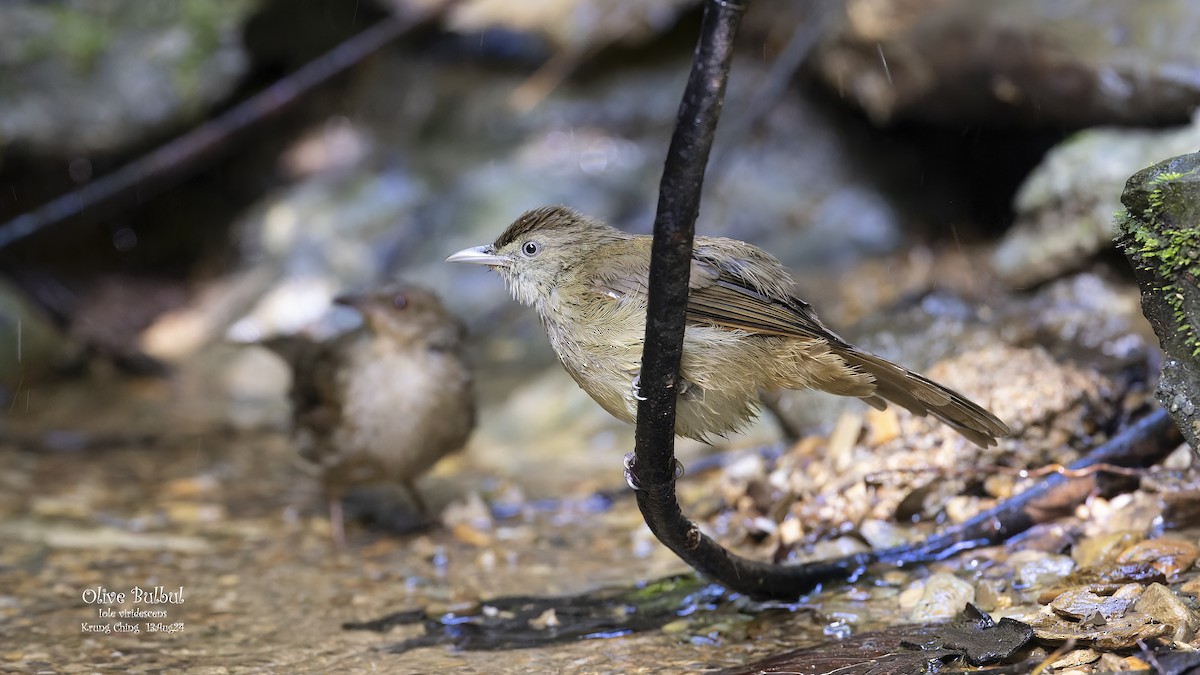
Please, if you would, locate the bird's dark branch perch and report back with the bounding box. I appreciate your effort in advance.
[631,0,1184,599]
[632,0,853,599]
[633,0,746,487]
[632,0,871,599]
[634,0,886,600]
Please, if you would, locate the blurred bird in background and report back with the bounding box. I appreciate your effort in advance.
[265,283,474,547]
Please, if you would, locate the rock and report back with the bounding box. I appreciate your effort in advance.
[1133,582,1200,642]
[1048,588,1135,622]
[1026,605,1170,650]
[1011,551,1075,590]
[1117,152,1200,453]
[1116,538,1199,582]
[909,572,974,622]
[894,344,1120,464]
[973,578,1011,613]
[1039,571,1166,606]
[1014,272,1154,373]
[858,519,912,550]
[1049,649,1101,670]
[815,0,1200,127]
[225,165,431,342]
[0,278,77,395]
[994,115,1200,287]
[1071,532,1143,569]
[0,0,260,156]
[1084,492,1165,538]
[1142,470,1200,527]
[385,0,698,51]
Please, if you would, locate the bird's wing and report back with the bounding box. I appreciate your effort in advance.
[589,239,1010,447]
[686,273,849,344]
[589,237,843,342]
[265,334,346,449]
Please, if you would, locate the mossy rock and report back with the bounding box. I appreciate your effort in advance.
[1116,153,1200,449]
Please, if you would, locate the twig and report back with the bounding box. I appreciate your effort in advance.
[872,407,1182,568]
[630,0,1184,599]
[634,0,845,599]
[631,0,880,600]
[0,7,446,251]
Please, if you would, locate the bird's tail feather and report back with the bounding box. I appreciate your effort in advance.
[840,349,1010,448]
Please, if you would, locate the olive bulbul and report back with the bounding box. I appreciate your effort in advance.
[447,206,1008,446]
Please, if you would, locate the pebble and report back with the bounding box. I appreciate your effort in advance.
[1010,550,1076,589]
[973,578,1010,612]
[858,519,911,550]
[1049,648,1100,669]
[1072,532,1143,568]
[1116,538,1199,581]
[909,572,974,622]
[1133,582,1200,642]
[1048,588,1134,621]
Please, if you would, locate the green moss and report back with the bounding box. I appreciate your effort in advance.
[49,6,114,73]
[1153,170,1190,184]
[1116,171,1200,357]
[172,0,256,102]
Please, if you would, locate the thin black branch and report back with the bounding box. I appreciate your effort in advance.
[0,7,446,251]
[631,0,869,600]
[633,0,880,600]
[633,0,746,487]
[630,0,1183,599]
[632,0,837,598]
[873,407,1181,567]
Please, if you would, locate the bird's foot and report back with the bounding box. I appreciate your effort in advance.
[628,374,647,402]
[628,374,694,402]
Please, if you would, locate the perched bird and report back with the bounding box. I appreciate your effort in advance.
[447,206,1008,446]
[265,283,474,546]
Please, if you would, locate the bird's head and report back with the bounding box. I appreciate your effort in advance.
[446,205,625,312]
[334,283,463,348]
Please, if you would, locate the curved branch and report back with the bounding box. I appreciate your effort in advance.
[630,0,1184,600]
[634,0,880,600]
[633,0,852,599]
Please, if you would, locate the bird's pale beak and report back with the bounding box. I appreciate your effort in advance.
[445,245,509,267]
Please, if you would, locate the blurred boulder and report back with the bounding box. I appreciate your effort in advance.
[0,0,262,157]
[816,0,1200,127]
[0,279,76,398]
[994,113,1200,287]
[386,0,698,50]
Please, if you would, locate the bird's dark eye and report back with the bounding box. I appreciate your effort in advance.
[392,294,408,310]
[522,241,542,257]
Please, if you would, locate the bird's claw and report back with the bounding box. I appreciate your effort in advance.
[623,452,640,490]
[629,374,647,402]
[622,453,685,491]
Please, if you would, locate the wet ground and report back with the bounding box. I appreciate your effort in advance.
[0,354,825,673]
[2,248,1197,674]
